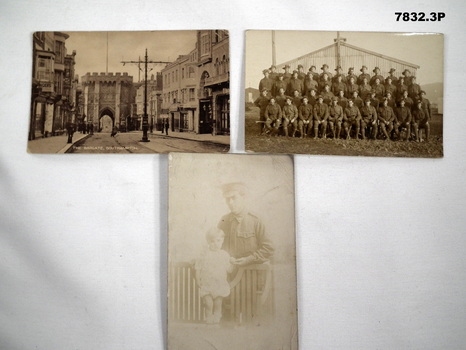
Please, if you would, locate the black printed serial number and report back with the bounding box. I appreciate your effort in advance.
[395,12,445,21]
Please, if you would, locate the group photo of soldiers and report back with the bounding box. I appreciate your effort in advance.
[254,63,432,142]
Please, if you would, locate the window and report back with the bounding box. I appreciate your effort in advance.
[189,88,195,101]
[201,33,211,56]
[175,70,178,82]
[188,66,195,78]
[181,68,184,79]
[216,58,219,76]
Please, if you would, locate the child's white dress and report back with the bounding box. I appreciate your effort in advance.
[195,249,231,298]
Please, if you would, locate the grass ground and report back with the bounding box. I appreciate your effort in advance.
[245,106,443,158]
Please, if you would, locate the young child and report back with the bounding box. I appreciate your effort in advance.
[195,228,234,324]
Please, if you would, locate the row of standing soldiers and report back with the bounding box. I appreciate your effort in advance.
[254,88,432,142]
[259,64,423,102]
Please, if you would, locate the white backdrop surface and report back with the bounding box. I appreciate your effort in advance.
[1,0,465,349]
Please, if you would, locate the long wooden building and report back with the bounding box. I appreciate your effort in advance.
[279,35,419,80]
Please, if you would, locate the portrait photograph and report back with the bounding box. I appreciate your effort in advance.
[245,30,443,158]
[168,153,298,350]
[28,30,230,154]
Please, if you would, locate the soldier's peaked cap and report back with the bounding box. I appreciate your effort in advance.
[402,69,411,75]
[222,182,248,196]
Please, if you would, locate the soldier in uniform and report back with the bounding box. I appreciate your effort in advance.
[313,95,329,139]
[385,91,396,109]
[408,76,421,100]
[333,65,346,83]
[328,97,344,139]
[343,99,361,140]
[254,89,271,134]
[320,84,335,106]
[411,99,428,142]
[304,71,319,96]
[358,65,371,85]
[351,90,364,110]
[397,77,409,100]
[369,90,380,109]
[346,76,359,98]
[358,76,371,100]
[360,98,378,139]
[292,90,303,109]
[318,73,332,93]
[332,74,347,96]
[282,64,292,85]
[370,67,384,86]
[273,73,288,98]
[269,65,279,82]
[287,70,304,96]
[347,67,358,85]
[307,88,318,107]
[275,87,290,109]
[419,90,432,122]
[309,65,320,81]
[320,64,333,82]
[282,97,299,137]
[387,68,398,84]
[402,69,413,86]
[218,183,274,265]
[337,90,349,110]
[400,90,414,110]
[298,96,314,138]
[259,69,274,97]
[384,77,397,98]
[372,78,386,100]
[264,97,282,136]
[394,98,412,141]
[378,97,396,140]
[297,64,306,80]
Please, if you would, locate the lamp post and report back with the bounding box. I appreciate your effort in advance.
[121,50,170,142]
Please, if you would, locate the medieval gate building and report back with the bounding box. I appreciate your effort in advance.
[81,72,134,132]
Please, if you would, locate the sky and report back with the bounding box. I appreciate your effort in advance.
[63,31,197,82]
[245,30,444,88]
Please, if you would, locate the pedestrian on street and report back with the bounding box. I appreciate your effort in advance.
[111,125,118,137]
[164,120,169,135]
[66,122,75,144]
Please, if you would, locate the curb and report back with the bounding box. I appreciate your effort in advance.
[148,133,230,148]
[58,134,92,154]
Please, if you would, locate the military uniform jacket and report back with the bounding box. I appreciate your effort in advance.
[408,83,421,98]
[387,74,398,84]
[254,96,270,117]
[337,96,349,109]
[282,72,292,85]
[304,79,319,95]
[332,82,347,96]
[403,97,414,110]
[318,80,332,92]
[358,73,371,85]
[287,78,304,95]
[329,105,344,121]
[299,103,314,121]
[344,106,361,121]
[396,106,412,124]
[313,103,329,121]
[385,83,397,97]
[320,71,333,81]
[307,96,317,107]
[358,83,372,99]
[347,74,358,83]
[360,105,378,122]
[378,106,396,123]
[292,96,303,109]
[321,91,335,106]
[412,108,427,124]
[265,103,282,121]
[370,97,380,109]
[352,97,364,109]
[259,77,274,93]
[274,80,288,95]
[298,72,306,81]
[282,104,298,120]
[347,83,359,98]
[269,72,279,82]
[218,211,274,262]
[373,84,386,99]
[420,98,432,119]
[397,84,408,98]
[275,94,290,108]
[370,74,385,86]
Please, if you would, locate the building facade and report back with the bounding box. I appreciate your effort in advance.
[161,30,230,135]
[135,73,162,131]
[80,72,134,132]
[30,31,75,139]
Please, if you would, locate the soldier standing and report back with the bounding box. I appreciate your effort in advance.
[273,73,288,98]
[282,64,292,85]
[372,78,386,100]
[259,69,274,97]
[275,87,290,109]
[292,90,303,109]
[287,70,304,96]
[309,65,320,81]
[387,68,398,84]
[320,64,333,82]
[347,76,360,98]
[332,74,347,96]
[370,67,384,86]
[297,64,306,80]
[408,76,421,100]
[254,89,271,134]
[346,67,358,85]
[304,71,319,96]
[358,65,371,85]
[320,84,335,106]
[402,69,413,86]
[269,65,279,82]
[385,77,397,98]
[351,90,364,110]
[333,65,346,83]
[337,90,349,110]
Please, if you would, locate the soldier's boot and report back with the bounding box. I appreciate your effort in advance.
[414,126,419,142]
[425,124,430,142]
[314,126,319,139]
[355,127,360,140]
[299,125,304,138]
[372,125,377,139]
[361,127,366,140]
[284,126,289,137]
[382,126,390,140]
[345,127,350,140]
[336,125,341,139]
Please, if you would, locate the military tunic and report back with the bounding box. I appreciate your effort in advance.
[287,78,304,96]
[254,95,270,121]
[358,83,372,99]
[218,211,274,262]
[259,77,274,95]
[358,73,371,85]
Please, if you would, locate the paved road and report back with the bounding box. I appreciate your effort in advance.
[69,132,228,154]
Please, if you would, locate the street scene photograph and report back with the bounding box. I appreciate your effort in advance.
[245,31,443,158]
[168,153,298,350]
[28,30,230,153]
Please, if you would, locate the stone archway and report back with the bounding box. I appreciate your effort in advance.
[99,108,114,133]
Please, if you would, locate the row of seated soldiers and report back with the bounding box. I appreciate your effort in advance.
[254,88,432,142]
[259,64,422,102]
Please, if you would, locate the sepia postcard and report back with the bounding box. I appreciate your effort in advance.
[168,153,298,350]
[28,30,230,154]
[245,30,443,158]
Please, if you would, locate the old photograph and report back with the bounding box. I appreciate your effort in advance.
[28,30,230,154]
[245,30,443,157]
[168,153,298,350]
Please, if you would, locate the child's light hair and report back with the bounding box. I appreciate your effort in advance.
[205,227,225,243]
